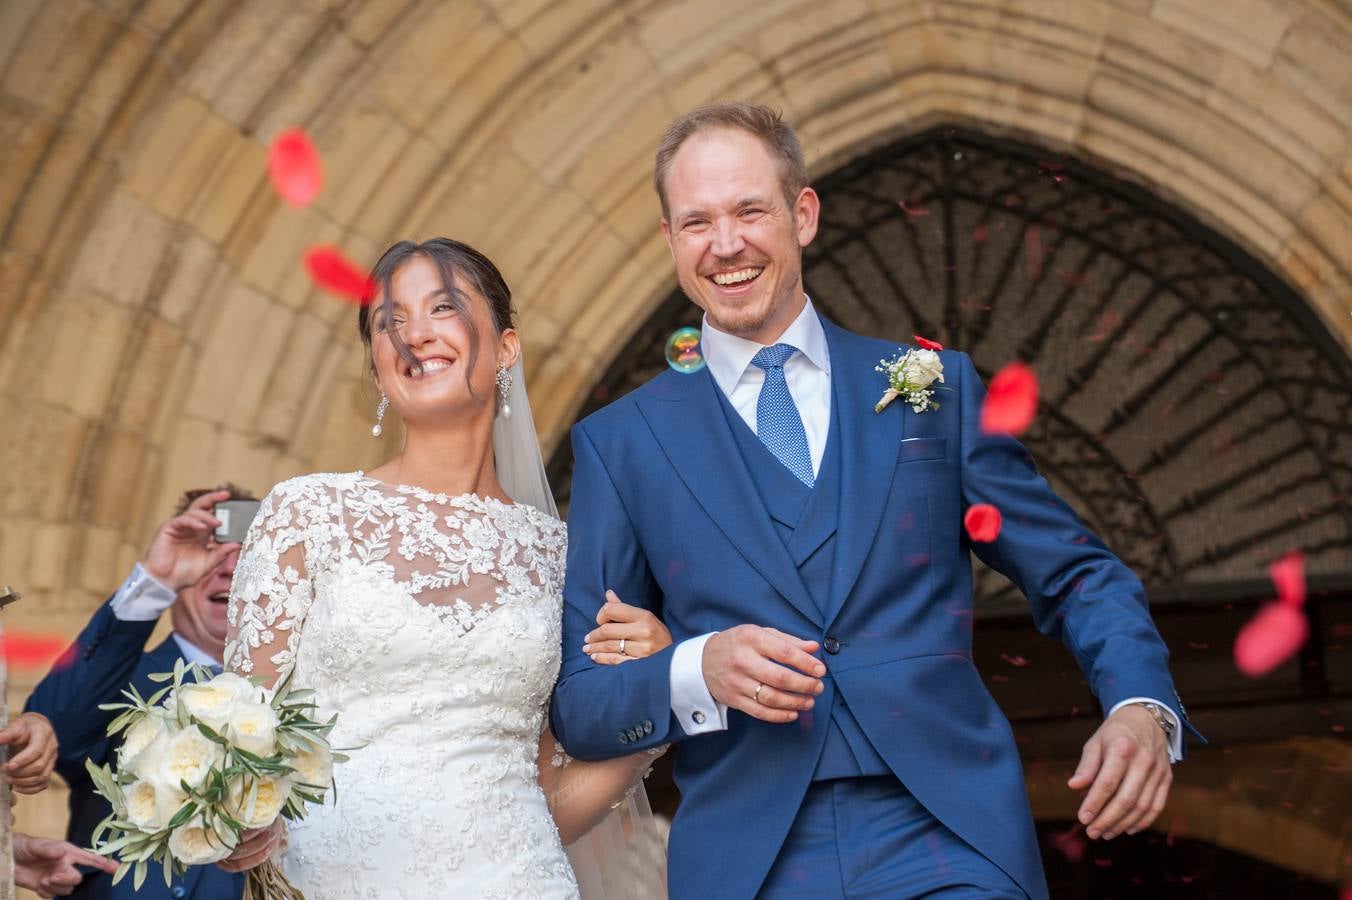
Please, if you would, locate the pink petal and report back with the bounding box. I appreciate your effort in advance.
[304,246,373,304]
[1024,225,1043,278]
[980,363,1039,435]
[1269,551,1306,607]
[1234,602,1309,678]
[914,335,944,351]
[964,504,1002,542]
[898,198,930,217]
[268,128,323,207]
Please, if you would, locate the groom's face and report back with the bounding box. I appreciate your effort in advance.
[661,128,819,345]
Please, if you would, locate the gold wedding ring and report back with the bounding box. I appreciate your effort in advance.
[619,638,627,656]
[754,682,763,704]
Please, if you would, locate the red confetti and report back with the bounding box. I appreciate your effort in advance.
[980,362,1039,435]
[1024,225,1044,278]
[1269,551,1305,607]
[267,128,323,207]
[964,504,1002,542]
[898,198,930,217]
[1051,825,1087,863]
[4,632,73,670]
[1234,602,1309,678]
[914,335,944,351]
[304,246,373,304]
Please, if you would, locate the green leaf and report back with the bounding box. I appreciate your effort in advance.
[147,671,174,683]
[133,858,148,891]
[111,862,131,886]
[163,849,174,888]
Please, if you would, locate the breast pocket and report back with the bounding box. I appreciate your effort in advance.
[898,437,947,464]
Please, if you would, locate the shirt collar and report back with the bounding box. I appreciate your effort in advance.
[172,632,222,668]
[701,294,830,396]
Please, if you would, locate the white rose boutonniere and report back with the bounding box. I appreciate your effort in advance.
[875,335,952,413]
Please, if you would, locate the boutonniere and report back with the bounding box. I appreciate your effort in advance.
[874,336,951,414]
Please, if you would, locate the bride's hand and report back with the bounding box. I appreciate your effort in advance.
[217,818,287,873]
[583,591,672,665]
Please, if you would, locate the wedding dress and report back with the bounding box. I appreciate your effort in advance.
[226,470,652,899]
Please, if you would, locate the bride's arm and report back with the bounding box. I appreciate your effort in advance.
[540,591,670,845]
[219,480,321,873]
[224,481,318,687]
[537,725,664,846]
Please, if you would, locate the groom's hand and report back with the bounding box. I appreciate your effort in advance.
[701,625,825,724]
[1068,705,1172,840]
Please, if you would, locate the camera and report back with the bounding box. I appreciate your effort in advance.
[214,500,262,544]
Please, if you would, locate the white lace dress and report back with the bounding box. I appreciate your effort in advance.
[226,472,580,899]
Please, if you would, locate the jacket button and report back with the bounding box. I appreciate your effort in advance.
[171,888,186,899]
[823,637,841,654]
[618,732,630,744]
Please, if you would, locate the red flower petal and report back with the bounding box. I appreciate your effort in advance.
[1234,602,1309,678]
[980,362,1039,435]
[4,632,73,670]
[304,246,373,304]
[964,503,1002,542]
[267,128,323,207]
[913,335,944,351]
[1269,551,1306,607]
[1024,224,1044,278]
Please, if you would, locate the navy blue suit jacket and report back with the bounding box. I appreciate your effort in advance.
[549,317,1194,899]
[26,598,245,900]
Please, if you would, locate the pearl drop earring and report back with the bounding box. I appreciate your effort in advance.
[495,366,513,419]
[371,393,389,437]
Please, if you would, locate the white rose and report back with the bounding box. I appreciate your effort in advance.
[904,349,944,389]
[225,775,291,830]
[225,701,280,757]
[180,673,257,732]
[156,726,224,791]
[124,777,188,832]
[167,816,237,866]
[118,714,170,776]
[289,744,333,792]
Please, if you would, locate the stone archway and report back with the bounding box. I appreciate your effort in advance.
[3,0,1351,861]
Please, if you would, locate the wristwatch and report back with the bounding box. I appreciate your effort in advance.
[1138,702,1177,740]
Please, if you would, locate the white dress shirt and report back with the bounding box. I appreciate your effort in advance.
[668,298,830,736]
[663,297,1180,759]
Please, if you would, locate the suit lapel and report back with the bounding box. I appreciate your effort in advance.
[824,320,905,625]
[637,370,821,625]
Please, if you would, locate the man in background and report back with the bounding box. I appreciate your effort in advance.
[26,486,255,899]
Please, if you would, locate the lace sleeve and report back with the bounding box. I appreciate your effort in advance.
[224,478,324,686]
[536,726,664,843]
[538,728,668,897]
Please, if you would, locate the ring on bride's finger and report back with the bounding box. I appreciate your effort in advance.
[619,639,627,656]
[754,682,763,703]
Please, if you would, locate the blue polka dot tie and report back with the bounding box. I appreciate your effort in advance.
[751,343,815,487]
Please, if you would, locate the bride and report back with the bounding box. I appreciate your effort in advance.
[219,238,672,898]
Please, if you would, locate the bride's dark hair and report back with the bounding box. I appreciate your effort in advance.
[358,238,516,404]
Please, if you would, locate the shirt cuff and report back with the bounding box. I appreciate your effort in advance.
[109,563,177,622]
[670,633,728,735]
[1110,697,1183,763]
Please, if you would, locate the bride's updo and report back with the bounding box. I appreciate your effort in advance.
[358,237,517,405]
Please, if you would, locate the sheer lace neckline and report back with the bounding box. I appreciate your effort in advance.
[354,471,523,511]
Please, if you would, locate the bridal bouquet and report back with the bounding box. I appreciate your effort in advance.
[85,659,344,897]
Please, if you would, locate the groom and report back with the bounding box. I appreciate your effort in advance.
[550,102,1194,899]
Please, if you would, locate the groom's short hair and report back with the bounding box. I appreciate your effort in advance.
[653,101,809,219]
